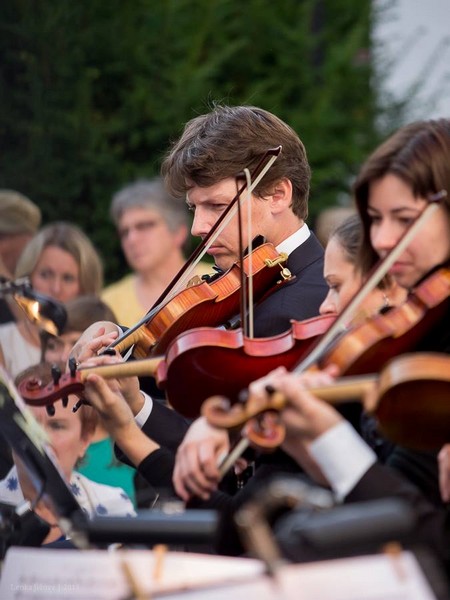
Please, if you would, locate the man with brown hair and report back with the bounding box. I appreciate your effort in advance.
[161,104,327,336]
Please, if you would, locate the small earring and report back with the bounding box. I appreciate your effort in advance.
[381,292,390,312]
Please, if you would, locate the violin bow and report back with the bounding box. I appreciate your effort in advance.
[106,146,282,353]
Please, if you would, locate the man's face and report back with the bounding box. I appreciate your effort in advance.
[187,178,269,271]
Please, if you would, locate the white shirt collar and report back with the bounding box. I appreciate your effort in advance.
[276,223,310,256]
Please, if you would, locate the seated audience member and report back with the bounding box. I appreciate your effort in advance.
[0,191,42,477]
[0,222,103,378]
[102,177,211,328]
[0,190,42,324]
[0,390,135,545]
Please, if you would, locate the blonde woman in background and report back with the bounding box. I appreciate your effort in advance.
[0,222,103,378]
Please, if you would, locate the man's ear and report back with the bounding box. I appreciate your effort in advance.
[270,178,293,214]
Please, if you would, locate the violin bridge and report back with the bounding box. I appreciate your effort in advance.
[186,275,203,287]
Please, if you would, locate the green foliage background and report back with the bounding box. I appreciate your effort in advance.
[0,0,397,283]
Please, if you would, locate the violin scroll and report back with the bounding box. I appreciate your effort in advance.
[201,387,286,430]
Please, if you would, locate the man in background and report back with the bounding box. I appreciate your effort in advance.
[0,190,41,324]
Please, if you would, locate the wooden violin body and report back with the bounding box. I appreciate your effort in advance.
[115,242,289,358]
[157,314,336,418]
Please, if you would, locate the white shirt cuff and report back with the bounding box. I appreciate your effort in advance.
[134,392,153,428]
[310,421,377,501]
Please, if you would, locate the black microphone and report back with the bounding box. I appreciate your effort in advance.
[71,509,218,547]
[1,276,66,335]
[274,497,416,562]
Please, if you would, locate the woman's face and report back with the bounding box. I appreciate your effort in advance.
[319,237,363,315]
[319,235,391,319]
[367,174,450,289]
[30,397,91,481]
[31,246,81,302]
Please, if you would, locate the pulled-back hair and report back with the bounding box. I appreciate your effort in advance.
[329,214,362,267]
[354,119,450,274]
[161,105,311,220]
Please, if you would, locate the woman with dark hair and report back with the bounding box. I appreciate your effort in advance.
[319,213,405,320]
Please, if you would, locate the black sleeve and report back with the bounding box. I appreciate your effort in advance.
[139,400,192,452]
[115,399,192,467]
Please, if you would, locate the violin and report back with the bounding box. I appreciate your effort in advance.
[203,352,450,451]
[315,266,450,376]
[113,240,290,358]
[157,314,336,418]
[17,313,334,413]
[17,357,163,408]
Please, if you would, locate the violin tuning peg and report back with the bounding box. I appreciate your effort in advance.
[51,364,61,385]
[46,404,56,417]
[72,397,90,413]
[62,396,69,408]
[68,357,77,377]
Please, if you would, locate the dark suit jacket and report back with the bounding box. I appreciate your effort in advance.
[253,232,326,336]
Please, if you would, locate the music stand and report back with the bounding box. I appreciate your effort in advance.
[0,367,88,548]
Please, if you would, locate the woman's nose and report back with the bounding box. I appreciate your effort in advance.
[371,221,400,254]
[49,278,63,300]
[319,291,336,315]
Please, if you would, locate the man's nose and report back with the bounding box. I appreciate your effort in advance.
[191,209,212,239]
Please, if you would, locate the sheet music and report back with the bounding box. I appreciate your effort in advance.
[0,547,438,600]
[0,547,264,599]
